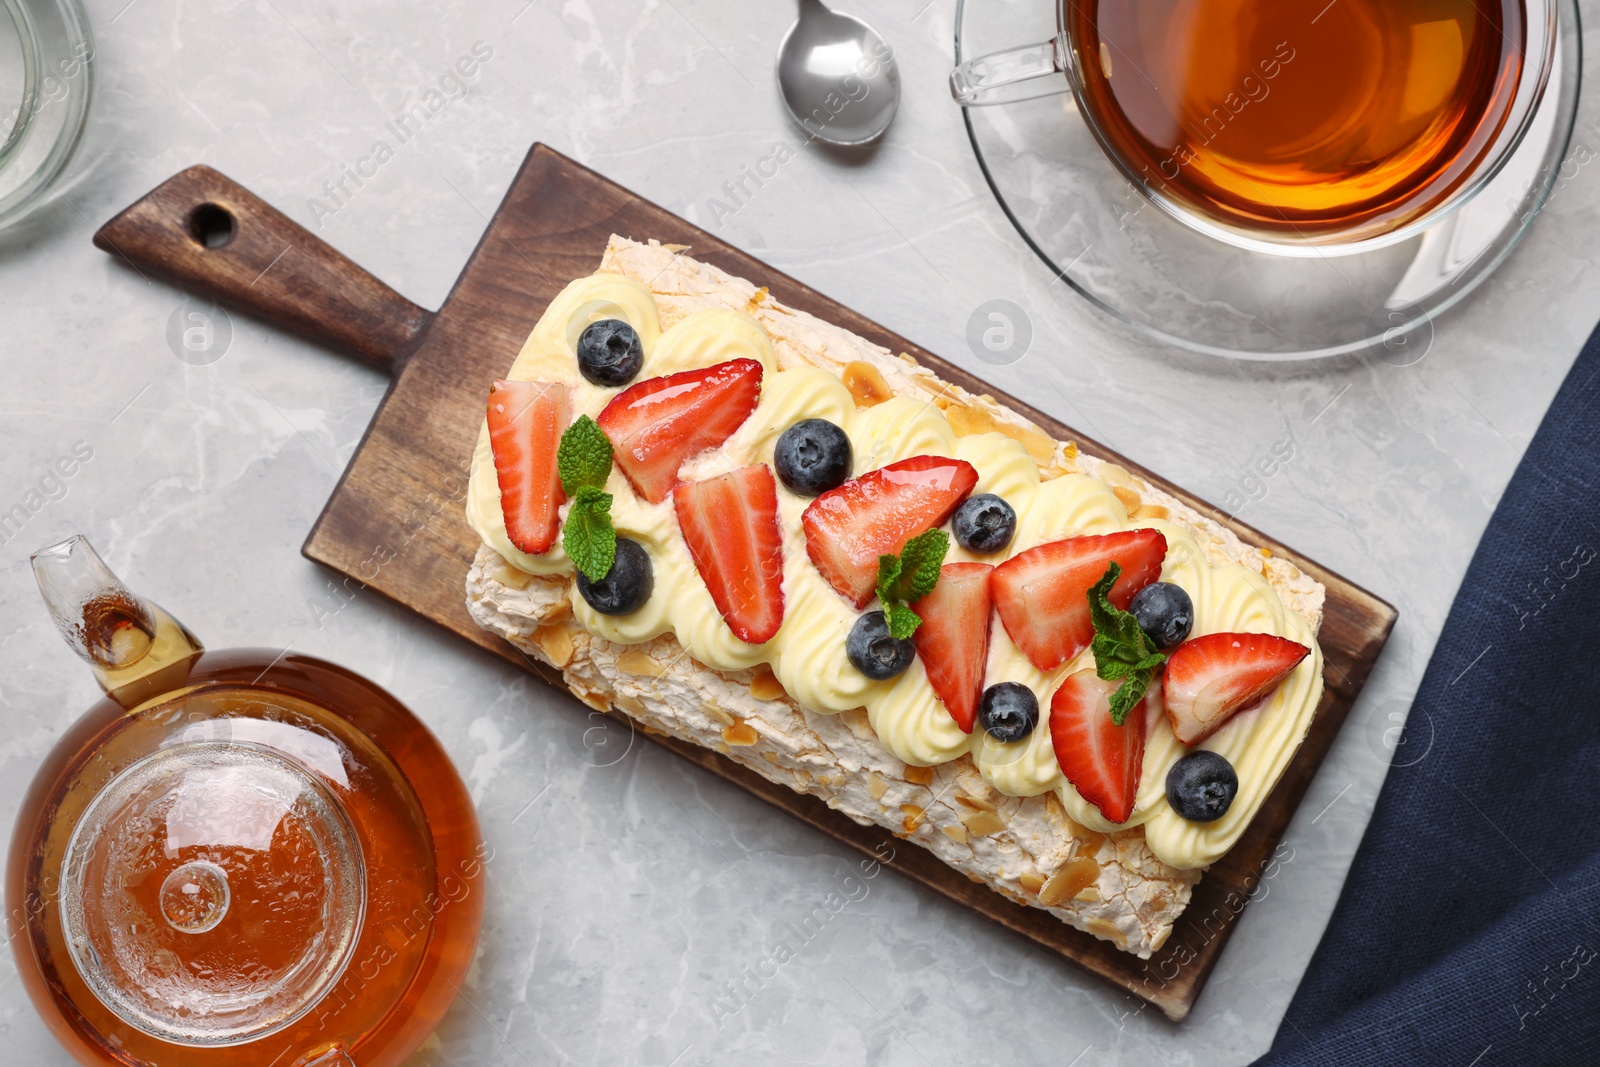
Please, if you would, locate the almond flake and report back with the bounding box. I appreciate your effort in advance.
[491,559,536,590]
[943,402,998,439]
[1064,817,1106,856]
[962,810,1006,838]
[616,650,666,677]
[534,625,574,668]
[843,361,893,407]
[1039,856,1099,907]
[722,720,759,746]
[748,667,788,701]
[1002,423,1058,466]
[1099,462,1133,485]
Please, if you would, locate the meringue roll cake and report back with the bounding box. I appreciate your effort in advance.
[463,237,1325,958]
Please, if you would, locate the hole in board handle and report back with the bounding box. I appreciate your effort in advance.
[187,203,235,249]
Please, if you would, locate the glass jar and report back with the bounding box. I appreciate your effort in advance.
[0,0,93,230]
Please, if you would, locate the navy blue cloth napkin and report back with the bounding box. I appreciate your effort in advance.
[1253,337,1600,1065]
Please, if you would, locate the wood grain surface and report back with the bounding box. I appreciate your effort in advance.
[100,145,1396,1021]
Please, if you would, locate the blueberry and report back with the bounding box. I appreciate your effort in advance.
[1165,751,1238,822]
[576,537,653,615]
[978,682,1039,743]
[847,611,914,679]
[576,319,644,387]
[952,494,1017,553]
[774,419,853,496]
[1130,581,1193,650]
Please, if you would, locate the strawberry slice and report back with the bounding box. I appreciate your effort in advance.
[801,456,979,608]
[1049,669,1152,824]
[911,562,993,732]
[597,358,763,504]
[991,529,1168,672]
[487,379,570,554]
[673,464,786,644]
[1163,632,1309,744]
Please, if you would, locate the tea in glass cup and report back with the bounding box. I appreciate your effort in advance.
[952,0,1555,254]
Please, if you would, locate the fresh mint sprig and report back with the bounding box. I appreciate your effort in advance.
[557,416,617,582]
[557,415,613,496]
[875,528,950,639]
[1088,562,1168,725]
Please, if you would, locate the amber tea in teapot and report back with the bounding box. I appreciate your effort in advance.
[8,536,484,1067]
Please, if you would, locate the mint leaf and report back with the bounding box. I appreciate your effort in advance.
[1088,563,1149,654]
[1086,562,1169,726]
[557,417,618,582]
[886,602,922,641]
[1094,651,1137,681]
[875,553,903,606]
[901,529,948,600]
[557,415,613,496]
[1108,671,1154,725]
[875,529,952,640]
[878,531,950,606]
[563,486,615,583]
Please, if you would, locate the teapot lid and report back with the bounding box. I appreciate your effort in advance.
[59,739,366,1045]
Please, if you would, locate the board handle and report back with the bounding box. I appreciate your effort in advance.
[94,166,432,373]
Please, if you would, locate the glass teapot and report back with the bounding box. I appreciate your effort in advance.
[7,536,485,1067]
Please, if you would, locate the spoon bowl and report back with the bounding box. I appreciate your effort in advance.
[776,0,900,146]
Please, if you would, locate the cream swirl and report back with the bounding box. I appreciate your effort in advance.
[466,272,1324,869]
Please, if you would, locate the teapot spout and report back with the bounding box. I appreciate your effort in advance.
[32,535,204,708]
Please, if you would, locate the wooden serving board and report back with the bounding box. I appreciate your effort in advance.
[95,145,1395,1021]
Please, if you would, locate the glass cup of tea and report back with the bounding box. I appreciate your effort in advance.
[950,0,1556,256]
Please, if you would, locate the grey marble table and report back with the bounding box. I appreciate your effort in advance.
[3,1,1597,1064]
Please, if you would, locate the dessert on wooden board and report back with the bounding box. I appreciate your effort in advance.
[463,236,1324,959]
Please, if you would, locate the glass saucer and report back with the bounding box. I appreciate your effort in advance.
[953,0,1583,361]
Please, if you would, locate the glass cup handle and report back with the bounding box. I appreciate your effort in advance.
[950,32,1075,107]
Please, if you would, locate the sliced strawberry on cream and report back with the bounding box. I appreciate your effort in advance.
[991,530,1167,673]
[674,464,786,645]
[487,379,570,555]
[1049,669,1152,824]
[597,357,763,504]
[911,562,993,732]
[1163,632,1309,744]
[801,455,979,609]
